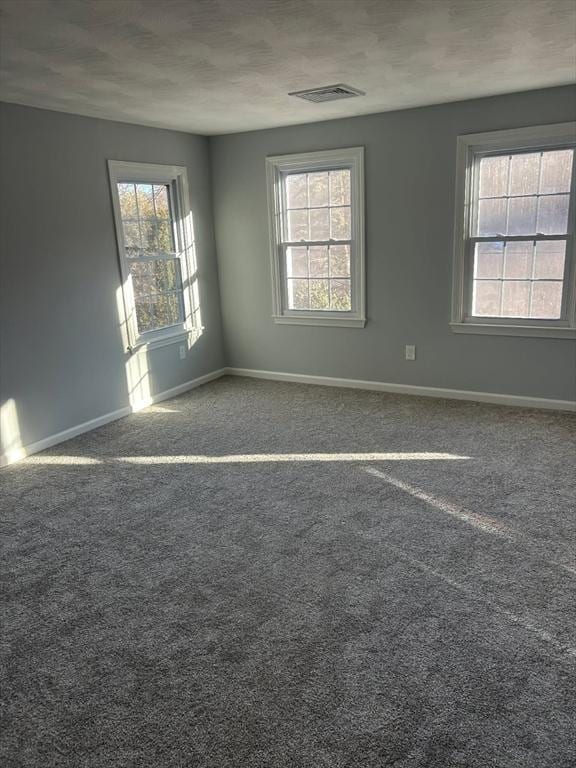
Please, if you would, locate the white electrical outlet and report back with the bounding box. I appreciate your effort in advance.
[405,345,416,361]
[179,345,186,360]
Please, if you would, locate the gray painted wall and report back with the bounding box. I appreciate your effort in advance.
[1,88,575,460]
[210,86,576,401]
[0,103,225,451]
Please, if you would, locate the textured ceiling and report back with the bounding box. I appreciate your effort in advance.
[0,0,575,135]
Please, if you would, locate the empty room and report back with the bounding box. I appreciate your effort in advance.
[1,0,575,766]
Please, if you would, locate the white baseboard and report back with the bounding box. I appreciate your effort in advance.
[0,368,227,468]
[224,367,576,412]
[3,365,573,468]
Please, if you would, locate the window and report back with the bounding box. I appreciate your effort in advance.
[266,147,365,327]
[451,123,576,338]
[108,161,198,350]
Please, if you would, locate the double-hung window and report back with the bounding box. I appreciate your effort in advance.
[266,147,365,327]
[108,161,198,350]
[451,123,576,337]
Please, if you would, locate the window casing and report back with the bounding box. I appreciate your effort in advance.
[108,161,199,350]
[266,147,365,327]
[451,123,576,338]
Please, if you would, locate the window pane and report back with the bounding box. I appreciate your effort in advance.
[155,220,174,252]
[507,196,537,235]
[167,294,182,325]
[135,300,154,332]
[151,295,166,328]
[501,281,530,317]
[151,259,181,293]
[129,260,150,299]
[119,183,174,256]
[153,185,170,217]
[130,260,174,295]
[150,259,164,291]
[288,279,309,309]
[286,174,308,209]
[331,207,351,240]
[539,150,573,194]
[330,279,351,310]
[473,281,501,316]
[309,279,330,310]
[309,208,330,240]
[286,247,308,277]
[536,194,570,234]
[533,241,566,280]
[474,242,503,278]
[136,184,155,217]
[503,242,533,279]
[308,172,329,207]
[329,245,350,277]
[477,198,506,236]
[126,219,173,254]
[509,153,540,196]
[530,281,563,319]
[479,156,509,198]
[118,183,137,218]
[165,259,180,292]
[140,220,158,253]
[309,246,329,277]
[151,293,181,329]
[329,170,351,206]
[122,220,141,255]
[288,209,309,240]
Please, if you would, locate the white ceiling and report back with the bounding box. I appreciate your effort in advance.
[0,0,574,136]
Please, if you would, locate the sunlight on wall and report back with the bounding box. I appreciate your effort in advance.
[365,466,512,539]
[126,347,153,412]
[115,285,152,411]
[182,208,204,344]
[0,399,26,465]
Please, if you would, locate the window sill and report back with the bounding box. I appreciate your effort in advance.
[273,314,366,328]
[129,327,203,353]
[450,322,576,339]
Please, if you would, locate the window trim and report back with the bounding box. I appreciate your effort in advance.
[108,160,199,351]
[451,123,576,339]
[265,147,366,328]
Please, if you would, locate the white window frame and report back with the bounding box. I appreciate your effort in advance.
[108,160,198,351]
[266,147,366,327]
[451,123,576,338]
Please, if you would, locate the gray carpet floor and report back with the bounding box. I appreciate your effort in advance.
[1,376,575,768]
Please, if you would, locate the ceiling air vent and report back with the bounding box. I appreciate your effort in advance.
[288,84,365,103]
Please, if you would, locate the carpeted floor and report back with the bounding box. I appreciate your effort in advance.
[1,376,575,768]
